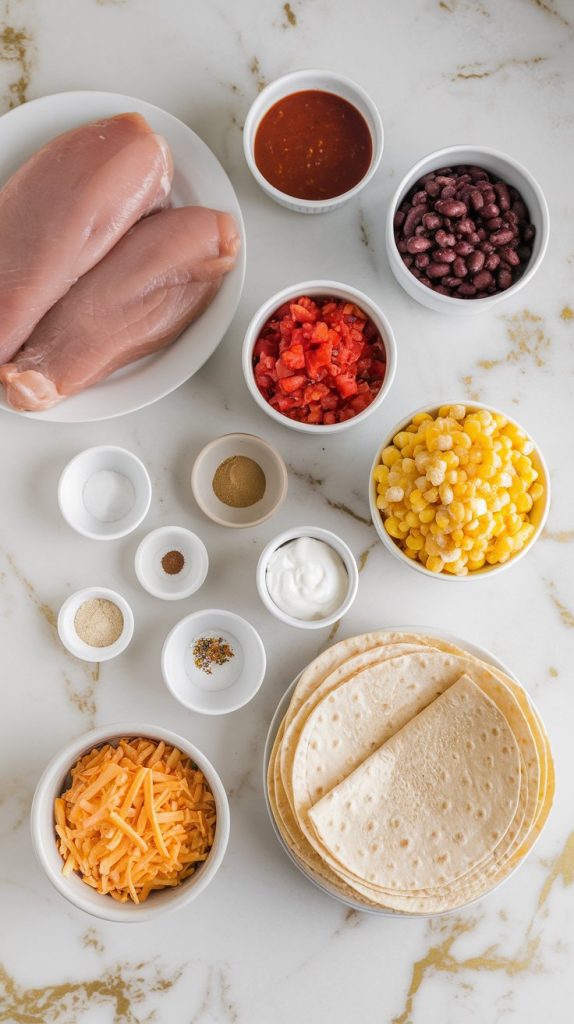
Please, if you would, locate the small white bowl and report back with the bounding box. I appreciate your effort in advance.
[191,433,288,528]
[58,586,134,661]
[135,526,209,600]
[369,401,551,582]
[243,69,384,213]
[243,281,397,435]
[30,722,230,922]
[386,145,550,315]
[162,609,266,715]
[256,526,359,629]
[58,446,152,540]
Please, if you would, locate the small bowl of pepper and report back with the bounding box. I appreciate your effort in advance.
[135,526,209,601]
[191,433,288,528]
[161,609,267,715]
[243,69,384,213]
[243,281,397,432]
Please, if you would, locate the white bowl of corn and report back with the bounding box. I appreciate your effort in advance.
[369,401,550,580]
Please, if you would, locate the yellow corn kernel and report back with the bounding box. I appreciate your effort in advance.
[403,547,419,559]
[405,511,419,528]
[373,465,389,484]
[436,511,450,531]
[419,507,435,524]
[384,517,402,539]
[393,431,413,450]
[412,411,433,425]
[376,495,387,510]
[516,492,533,513]
[467,556,486,571]
[382,446,401,467]
[530,482,544,502]
[406,533,424,552]
[426,556,444,573]
[505,513,522,535]
[439,483,454,505]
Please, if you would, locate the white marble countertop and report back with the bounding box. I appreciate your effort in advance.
[1,0,573,1021]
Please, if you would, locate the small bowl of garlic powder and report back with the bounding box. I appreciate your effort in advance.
[58,587,134,662]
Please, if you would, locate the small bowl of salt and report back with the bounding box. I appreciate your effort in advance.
[58,446,152,540]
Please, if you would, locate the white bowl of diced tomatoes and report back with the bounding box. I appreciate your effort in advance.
[242,281,397,433]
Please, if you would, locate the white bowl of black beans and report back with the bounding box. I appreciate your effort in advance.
[386,146,549,315]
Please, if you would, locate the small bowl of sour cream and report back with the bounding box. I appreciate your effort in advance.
[256,526,359,630]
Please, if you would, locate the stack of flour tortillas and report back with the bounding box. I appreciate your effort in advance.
[266,630,554,913]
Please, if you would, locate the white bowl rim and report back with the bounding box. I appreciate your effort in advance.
[161,608,267,714]
[30,721,230,921]
[242,279,398,434]
[256,525,359,629]
[190,431,288,528]
[369,400,551,581]
[57,586,135,661]
[134,526,209,600]
[386,144,550,309]
[58,445,152,541]
[243,68,384,210]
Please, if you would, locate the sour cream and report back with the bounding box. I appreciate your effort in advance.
[266,536,348,621]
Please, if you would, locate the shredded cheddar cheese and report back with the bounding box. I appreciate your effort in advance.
[55,737,216,903]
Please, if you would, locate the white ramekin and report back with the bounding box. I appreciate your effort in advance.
[57,586,134,662]
[369,401,551,581]
[58,446,152,540]
[256,526,359,629]
[386,146,550,315]
[242,280,397,434]
[243,69,384,213]
[30,723,230,922]
[161,609,266,715]
[134,526,209,600]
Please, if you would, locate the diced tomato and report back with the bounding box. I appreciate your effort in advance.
[251,295,386,426]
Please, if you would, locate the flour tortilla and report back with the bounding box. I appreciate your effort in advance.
[266,631,553,913]
[308,676,521,890]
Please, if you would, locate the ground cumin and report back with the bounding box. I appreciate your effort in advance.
[212,455,266,508]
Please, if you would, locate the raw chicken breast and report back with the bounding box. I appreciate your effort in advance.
[0,207,240,412]
[0,112,173,364]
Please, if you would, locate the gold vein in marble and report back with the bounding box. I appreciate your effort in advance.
[548,666,558,678]
[249,56,266,93]
[547,582,574,628]
[449,55,548,82]
[394,828,574,1023]
[81,928,104,954]
[0,547,100,718]
[543,529,574,542]
[560,305,573,321]
[529,0,571,29]
[477,310,550,371]
[461,374,482,401]
[288,464,372,527]
[0,960,182,1024]
[0,19,32,109]
[283,2,297,27]
[190,965,238,1023]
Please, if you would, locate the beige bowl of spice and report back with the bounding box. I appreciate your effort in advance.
[191,433,288,528]
[58,587,134,662]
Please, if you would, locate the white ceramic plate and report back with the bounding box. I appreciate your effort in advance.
[0,91,246,422]
[263,625,543,918]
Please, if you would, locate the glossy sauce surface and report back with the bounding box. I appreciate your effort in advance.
[254,90,373,201]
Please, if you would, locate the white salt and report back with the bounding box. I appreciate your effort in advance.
[82,469,135,523]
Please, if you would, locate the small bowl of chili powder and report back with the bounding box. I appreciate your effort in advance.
[243,69,384,213]
[243,280,397,433]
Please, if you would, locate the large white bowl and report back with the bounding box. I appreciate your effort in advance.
[243,69,384,214]
[386,145,549,315]
[369,402,551,581]
[243,280,397,434]
[30,723,230,921]
[0,91,245,422]
[263,625,538,918]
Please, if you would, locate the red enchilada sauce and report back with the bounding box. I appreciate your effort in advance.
[254,90,372,201]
